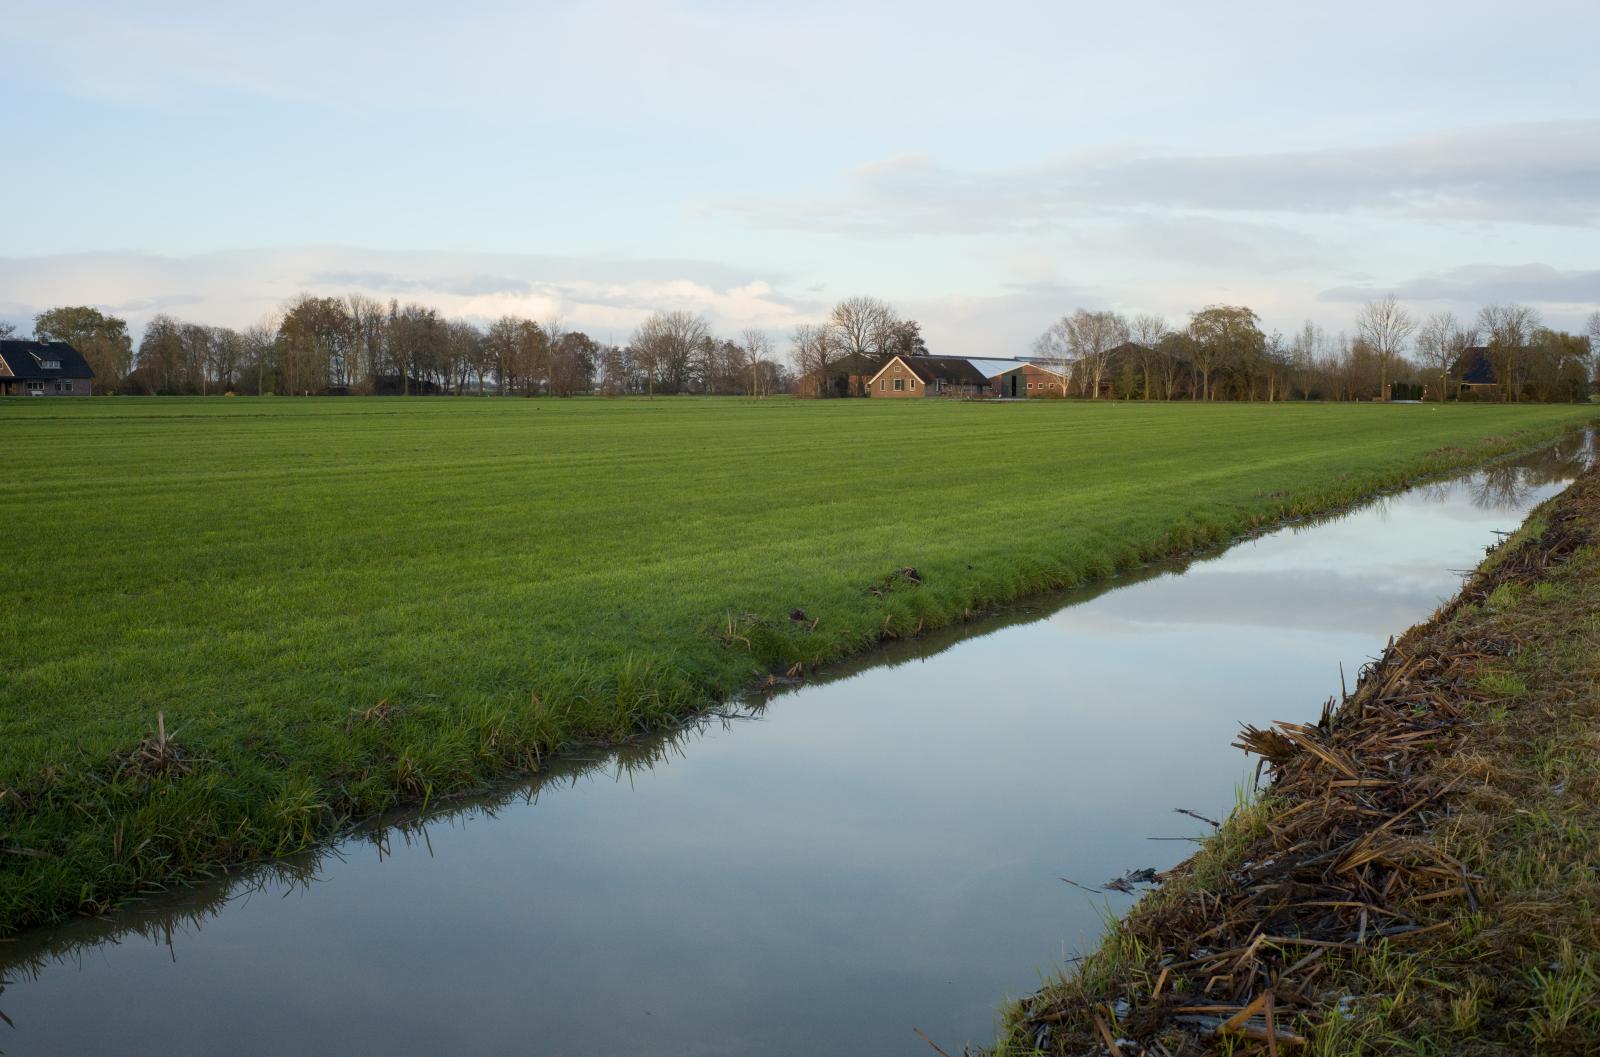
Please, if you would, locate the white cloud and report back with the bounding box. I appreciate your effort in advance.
[717,122,1600,235]
[1318,264,1600,331]
[0,248,822,341]
[1320,263,1600,307]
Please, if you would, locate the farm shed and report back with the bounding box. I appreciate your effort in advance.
[992,362,1068,398]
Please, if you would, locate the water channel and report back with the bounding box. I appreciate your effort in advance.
[1,435,1590,1056]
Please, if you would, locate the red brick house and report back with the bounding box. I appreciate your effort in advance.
[0,340,95,396]
[866,355,993,397]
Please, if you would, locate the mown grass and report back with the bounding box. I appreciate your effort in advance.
[0,396,1593,933]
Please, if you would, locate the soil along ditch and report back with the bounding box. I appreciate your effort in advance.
[1001,464,1600,1055]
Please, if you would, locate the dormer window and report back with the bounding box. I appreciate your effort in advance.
[41,359,60,369]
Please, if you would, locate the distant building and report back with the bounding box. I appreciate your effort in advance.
[1453,346,1502,399]
[797,349,1079,399]
[0,339,95,396]
[866,355,993,397]
[991,362,1068,398]
[791,357,888,398]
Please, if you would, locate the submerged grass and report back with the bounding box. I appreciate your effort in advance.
[1,397,1594,933]
[997,455,1600,1056]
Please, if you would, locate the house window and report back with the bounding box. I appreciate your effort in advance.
[894,377,904,391]
[58,380,72,392]
[909,378,916,390]
[41,359,60,369]
[879,379,886,391]
[27,381,44,392]
[1027,382,1034,389]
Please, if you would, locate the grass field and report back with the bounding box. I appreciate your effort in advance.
[1,396,1594,932]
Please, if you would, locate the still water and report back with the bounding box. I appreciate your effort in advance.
[1,437,1590,1057]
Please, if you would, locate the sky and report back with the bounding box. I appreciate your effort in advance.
[2,0,1597,355]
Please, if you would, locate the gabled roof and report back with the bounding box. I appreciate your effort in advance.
[964,357,1031,378]
[1454,346,1496,385]
[993,361,1067,379]
[0,340,96,381]
[897,355,992,387]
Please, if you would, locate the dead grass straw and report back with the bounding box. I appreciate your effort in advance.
[1012,466,1599,1055]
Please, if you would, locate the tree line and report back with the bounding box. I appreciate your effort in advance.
[7,294,1598,402]
[1030,300,1600,402]
[8,297,793,397]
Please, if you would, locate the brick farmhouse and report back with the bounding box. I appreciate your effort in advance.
[864,354,1069,399]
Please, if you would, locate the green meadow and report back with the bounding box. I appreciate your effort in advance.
[1,396,1593,931]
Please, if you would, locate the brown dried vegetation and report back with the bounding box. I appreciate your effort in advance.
[115,712,192,780]
[1004,468,1600,1056]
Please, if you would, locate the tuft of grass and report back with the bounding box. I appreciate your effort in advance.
[1,397,1594,932]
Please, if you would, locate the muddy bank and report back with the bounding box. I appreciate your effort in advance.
[1003,464,1600,1055]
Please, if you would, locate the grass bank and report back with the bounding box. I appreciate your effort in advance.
[998,458,1600,1055]
[1,398,1594,933]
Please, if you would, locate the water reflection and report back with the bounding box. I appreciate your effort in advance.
[1414,429,1591,510]
[1,712,746,985]
[1,434,1591,1057]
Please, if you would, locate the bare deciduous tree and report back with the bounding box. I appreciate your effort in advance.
[1586,311,1600,391]
[1477,303,1540,401]
[1067,310,1128,399]
[1355,295,1415,401]
[631,310,709,398]
[739,327,773,397]
[789,322,837,396]
[597,343,630,396]
[345,294,387,391]
[484,316,523,395]
[1130,313,1168,400]
[1031,309,1128,398]
[1415,312,1475,402]
[1031,317,1075,396]
[827,296,898,392]
[445,320,483,394]
[244,318,277,397]
[1288,321,1325,400]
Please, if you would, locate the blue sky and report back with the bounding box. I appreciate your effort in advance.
[2,0,1597,353]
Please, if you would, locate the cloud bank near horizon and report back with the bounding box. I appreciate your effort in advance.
[3,248,1596,361]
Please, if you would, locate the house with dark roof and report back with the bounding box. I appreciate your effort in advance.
[1453,346,1501,399]
[791,355,890,398]
[0,339,95,396]
[866,354,993,397]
